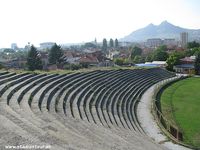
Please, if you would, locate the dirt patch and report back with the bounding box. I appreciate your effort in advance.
[193,132,200,147]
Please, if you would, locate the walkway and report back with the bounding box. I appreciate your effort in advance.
[137,77,191,150]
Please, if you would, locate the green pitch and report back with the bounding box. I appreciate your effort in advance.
[160,77,200,147]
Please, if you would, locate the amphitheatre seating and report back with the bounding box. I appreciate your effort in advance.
[0,73,28,85]
[0,71,9,76]
[47,71,117,119]
[79,70,123,122]
[94,70,140,127]
[0,68,176,150]
[0,72,16,80]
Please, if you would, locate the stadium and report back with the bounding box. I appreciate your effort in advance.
[0,67,198,150]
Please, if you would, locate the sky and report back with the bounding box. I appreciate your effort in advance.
[0,0,200,48]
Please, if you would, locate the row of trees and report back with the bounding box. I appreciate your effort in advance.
[114,45,169,65]
[166,42,200,74]
[24,40,200,74]
[0,49,28,60]
[27,44,63,71]
[131,45,168,64]
[130,43,200,75]
[102,38,118,51]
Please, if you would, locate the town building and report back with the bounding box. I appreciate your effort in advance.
[146,38,162,48]
[39,52,49,69]
[63,51,81,64]
[174,56,195,74]
[163,39,176,46]
[11,43,18,50]
[180,32,188,48]
[135,61,167,68]
[40,42,55,50]
[118,41,132,47]
[146,38,177,48]
[107,50,120,60]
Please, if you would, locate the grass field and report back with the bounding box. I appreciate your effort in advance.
[160,77,200,147]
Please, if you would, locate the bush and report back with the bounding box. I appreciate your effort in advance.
[0,64,4,69]
[64,64,82,70]
[113,58,125,66]
[80,63,89,68]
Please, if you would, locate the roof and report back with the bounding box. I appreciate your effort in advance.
[39,52,48,59]
[79,55,99,63]
[136,61,166,67]
[152,61,166,65]
[63,51,78,58]
[174,64,194,69]
[135,63,159,67]
[180,56,195,63]
[145,61,166,65]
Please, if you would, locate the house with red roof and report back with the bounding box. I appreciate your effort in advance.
[174,56,195,74]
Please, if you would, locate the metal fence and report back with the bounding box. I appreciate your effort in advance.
[152,76,184,142]
[153,99,183,141]
[152,75,200,149]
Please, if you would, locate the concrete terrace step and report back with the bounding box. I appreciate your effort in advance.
[50,70,117,122]
[96,70,138,128]
[78,70,121,122]
[0,72,16,80]
[0,68,176,150]
[28,74,65,108]
[45,71,101,114]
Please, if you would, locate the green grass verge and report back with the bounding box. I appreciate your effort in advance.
[160,77,200,147]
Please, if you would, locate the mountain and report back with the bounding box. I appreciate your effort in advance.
[121,21,200,42]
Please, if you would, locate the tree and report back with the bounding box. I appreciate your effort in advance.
[131,46,142,60]
[158,45,167,51]
[124,58,131,64]
[133,55,144,64]
[15,50,28,59]
[94,38,97,45]
[152,46,168,61]
[115,38,118,48]
[3,48,15,53]
[114,58,124,66]
[83,42,97,48]
[64,63,82,70]
[187,41,200,49]
[102,38,107,52]
[109,38,114,48]
[27,45,42,71]
[166,52,183,71]
[145,54,153,62]
[0,63,4,69]
[194,50,200,75]
[187,47,200,56]
[48,43,63,65]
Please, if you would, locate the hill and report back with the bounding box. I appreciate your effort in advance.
[121,21,200,42]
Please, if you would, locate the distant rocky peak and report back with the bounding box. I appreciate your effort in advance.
[121,20,200,42]
[159,20,173,27]
[147,23,155,27]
